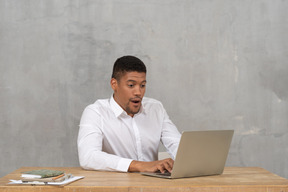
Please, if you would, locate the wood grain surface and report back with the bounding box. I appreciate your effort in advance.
[0,167,288,192]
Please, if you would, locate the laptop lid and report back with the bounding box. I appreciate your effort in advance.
[141,130,234,179]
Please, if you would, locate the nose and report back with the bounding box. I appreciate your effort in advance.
[134,85,142,96]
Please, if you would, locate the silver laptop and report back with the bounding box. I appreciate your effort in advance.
[141,130,234,179]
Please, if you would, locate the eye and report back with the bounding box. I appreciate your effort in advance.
[128,84,134,88]
[141,84,146,88]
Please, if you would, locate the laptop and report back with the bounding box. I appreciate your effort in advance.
[141,130,234,179]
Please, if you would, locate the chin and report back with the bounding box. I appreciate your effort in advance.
[127,108,140,115]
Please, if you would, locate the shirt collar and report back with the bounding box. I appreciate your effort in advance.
[109,95,146,118]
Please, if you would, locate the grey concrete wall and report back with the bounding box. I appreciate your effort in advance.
[0,0,287,178]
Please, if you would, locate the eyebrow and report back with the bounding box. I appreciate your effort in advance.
[127,80,147,83]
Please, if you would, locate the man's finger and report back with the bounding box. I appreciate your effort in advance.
[157,164,166,173]
[162,158,174,171]
[163,161,172,172]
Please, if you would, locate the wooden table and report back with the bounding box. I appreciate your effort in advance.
[0,167,288,192]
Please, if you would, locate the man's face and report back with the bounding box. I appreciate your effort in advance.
[111,71,146,117]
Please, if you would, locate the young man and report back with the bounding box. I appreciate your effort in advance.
[77,56,181,173]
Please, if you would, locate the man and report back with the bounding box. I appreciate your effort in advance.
[77,55,181,173]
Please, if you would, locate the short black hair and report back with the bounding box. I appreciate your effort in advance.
[112,55,147,81]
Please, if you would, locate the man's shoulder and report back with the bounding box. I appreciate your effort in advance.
[85,98,110,112]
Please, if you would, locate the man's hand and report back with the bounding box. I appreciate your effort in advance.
[128,158,174,173]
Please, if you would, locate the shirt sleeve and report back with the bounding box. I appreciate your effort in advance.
[77,106,133,172]
[160,106,181,159]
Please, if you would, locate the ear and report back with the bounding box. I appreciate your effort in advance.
[110,78,118,92]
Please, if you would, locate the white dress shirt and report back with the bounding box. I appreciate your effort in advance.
[77,95,181,172]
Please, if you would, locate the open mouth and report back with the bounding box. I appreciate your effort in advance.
[130,98,141,104]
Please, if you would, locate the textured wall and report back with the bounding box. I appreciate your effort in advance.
[0,0,287,178]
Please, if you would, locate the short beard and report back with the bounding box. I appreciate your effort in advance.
[125,102,141,115]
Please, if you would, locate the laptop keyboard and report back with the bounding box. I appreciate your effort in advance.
[155,171,171,176]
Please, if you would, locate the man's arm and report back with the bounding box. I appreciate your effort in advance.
[78,106,133,172]
[160,108,181,159]
[128,158,174,173]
